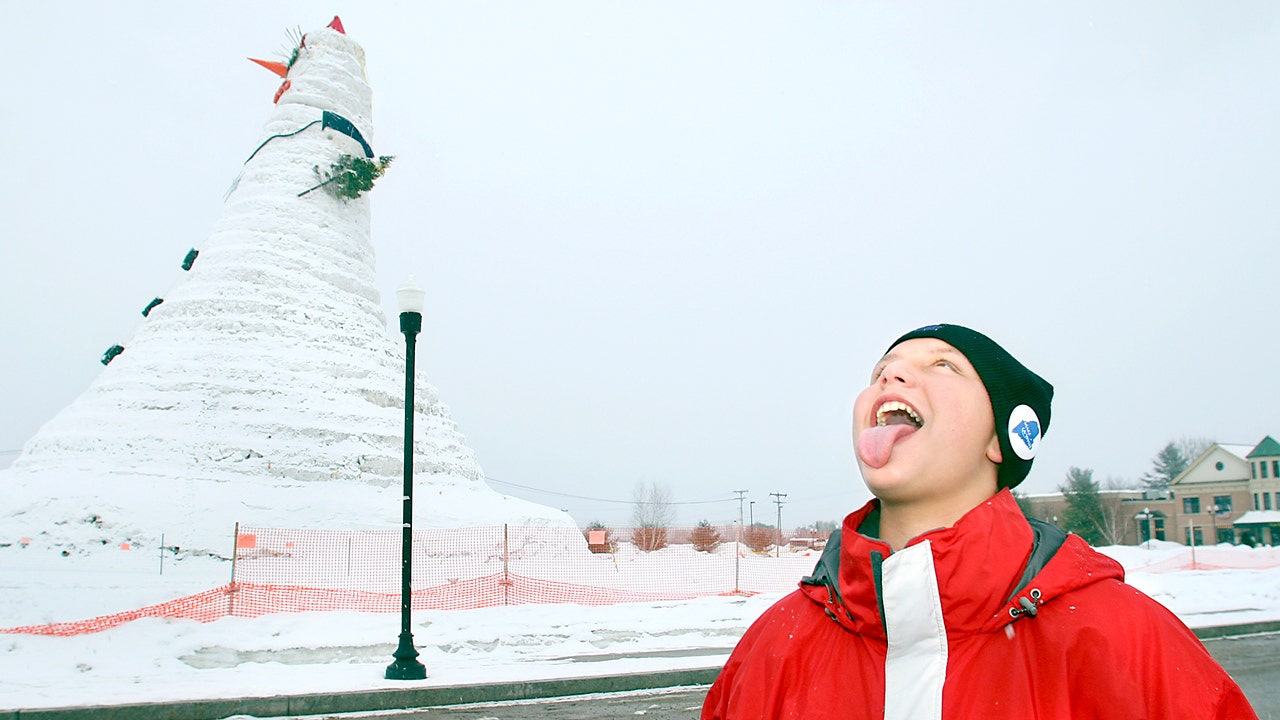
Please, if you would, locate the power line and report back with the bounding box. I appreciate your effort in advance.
[483,475,734,506]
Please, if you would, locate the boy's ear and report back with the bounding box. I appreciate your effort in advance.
[986,433,1003,465]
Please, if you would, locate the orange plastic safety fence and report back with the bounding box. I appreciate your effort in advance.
[2,524,828,636]
[1130,545,1280,574]
[1,585,238,636]
[230,525,823,601]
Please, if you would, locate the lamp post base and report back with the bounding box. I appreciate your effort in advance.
[385,631,426,680]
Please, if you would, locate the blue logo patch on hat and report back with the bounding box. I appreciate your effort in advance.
[1007,404,1042,461]
[1013,420,1040,451]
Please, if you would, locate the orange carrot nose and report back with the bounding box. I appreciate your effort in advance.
[249,57,290,78]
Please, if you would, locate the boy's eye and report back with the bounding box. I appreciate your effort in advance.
[935,359,957,371]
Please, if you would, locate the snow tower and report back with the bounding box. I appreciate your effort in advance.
[3,19,574,552]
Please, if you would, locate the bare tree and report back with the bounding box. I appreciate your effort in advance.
[1092,502,1132,546]
[1176,436,1214,464]
[1061,468,1132,545]
[631,480,675,551]
[1103,475,1141,491]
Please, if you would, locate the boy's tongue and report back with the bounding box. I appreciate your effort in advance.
[857,424,918,468]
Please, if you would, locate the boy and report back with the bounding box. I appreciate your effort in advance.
[702,324,1255,719]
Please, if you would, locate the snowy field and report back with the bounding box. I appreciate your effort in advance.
[3,540,1280,712]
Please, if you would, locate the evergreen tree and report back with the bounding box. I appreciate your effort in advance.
[1011,489,1036,519]
[690,519,722,553]
[1059,466,1105,545]
[1142,442,1189,491]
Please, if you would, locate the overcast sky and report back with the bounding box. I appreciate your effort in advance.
[3,2,1278,529]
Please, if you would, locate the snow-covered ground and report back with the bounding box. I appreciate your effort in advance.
[4,13,1277,717]
[3,539,1279,713]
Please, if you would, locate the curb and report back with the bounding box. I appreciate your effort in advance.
[3,666,723,720]
[8,622,1279,720]
[1193,619,1280,640]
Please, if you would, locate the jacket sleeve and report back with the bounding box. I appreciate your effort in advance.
[701,599,780,720]
[1211,680,1258,720]
[1060,583,1259,720]
[702,590,883,720]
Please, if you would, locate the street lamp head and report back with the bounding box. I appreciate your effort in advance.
[396,275,426,315]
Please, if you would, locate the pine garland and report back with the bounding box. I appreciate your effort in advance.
[283,27,303,68]
[298,154,395,200]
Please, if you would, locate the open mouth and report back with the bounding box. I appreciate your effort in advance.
[875,400,923,429]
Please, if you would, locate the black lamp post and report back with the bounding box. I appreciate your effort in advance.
[386,275,427,681]
[1138,507,1152,549]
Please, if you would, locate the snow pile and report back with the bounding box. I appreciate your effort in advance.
[1,21,573,556]
[1101,540,1280,627]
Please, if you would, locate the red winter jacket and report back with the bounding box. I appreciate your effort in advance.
[702,490,1256,719]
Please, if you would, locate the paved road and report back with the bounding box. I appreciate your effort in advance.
[1205,633,1280,719]
[385,687,708,719]
[325,632,1280,719]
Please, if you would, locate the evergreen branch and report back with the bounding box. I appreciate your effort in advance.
[298,154,395,200]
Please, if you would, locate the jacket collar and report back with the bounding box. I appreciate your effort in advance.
[801,489,1124,638]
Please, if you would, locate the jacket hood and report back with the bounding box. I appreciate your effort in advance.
[801,489,1124,638]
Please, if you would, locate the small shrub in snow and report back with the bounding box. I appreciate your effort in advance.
[744,526,774,553]
[691,520,722,553]
[633,526,668,552]
[583,521,615,554]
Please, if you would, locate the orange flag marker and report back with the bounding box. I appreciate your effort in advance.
[328,16,345,34]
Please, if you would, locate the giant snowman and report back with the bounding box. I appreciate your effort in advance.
[2,18,574,554]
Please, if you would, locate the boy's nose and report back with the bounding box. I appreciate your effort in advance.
[878,360,913,386]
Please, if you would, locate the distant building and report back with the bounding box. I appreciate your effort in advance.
[1019,488,1157,547]
[1021,436,1280,547]
[1233,436,1280,546]
[1166,442,1256,545]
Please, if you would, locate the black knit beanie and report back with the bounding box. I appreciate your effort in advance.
[887,324,1054,489]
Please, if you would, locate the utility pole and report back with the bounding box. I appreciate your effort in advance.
[770,492,787,558]
[732,490,747,594]
[733,490,748,533]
